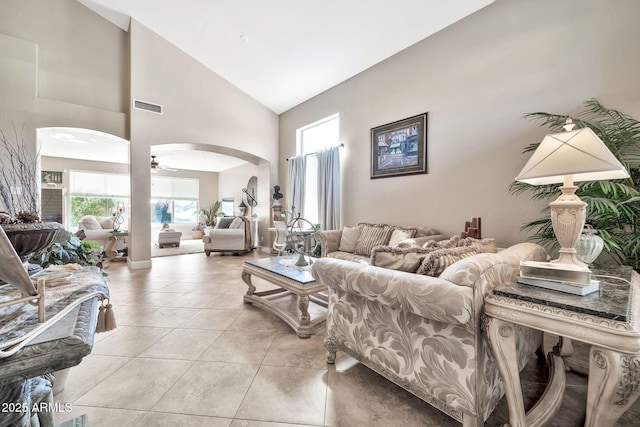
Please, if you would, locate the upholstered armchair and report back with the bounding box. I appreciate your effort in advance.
[203,216,255,255]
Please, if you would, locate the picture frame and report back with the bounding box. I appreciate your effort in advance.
[371,112,428,179]
[41,170,63,184]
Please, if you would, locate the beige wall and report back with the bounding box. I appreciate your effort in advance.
[128,20,279,266]
[0,0,128,215]
[278,0,640,247]
[0,1,279,268]
[218,163,259,216]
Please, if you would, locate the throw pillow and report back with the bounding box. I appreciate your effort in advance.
[417,246,480,277]
[414,226,438,237]
[99,218,114,230]
[338,226,361,252]
[353,225,394,256]
[371,245,437,272]
[395,239,417,249]
[79,216,102,230]
[216,217,235,229]
[229,217,245,229]
[389,228,417,247]
[458,237,498,253]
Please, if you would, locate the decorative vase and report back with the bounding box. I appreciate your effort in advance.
[1,222,65,260]
[575,225,604,265]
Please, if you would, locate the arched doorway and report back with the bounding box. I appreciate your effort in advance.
[148,143,271,259]
[37,127,129,232]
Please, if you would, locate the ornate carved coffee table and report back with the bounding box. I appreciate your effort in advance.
[241,256,327,338]
[484,267,640,427]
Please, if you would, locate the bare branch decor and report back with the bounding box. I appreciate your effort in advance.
[0,123,40,220]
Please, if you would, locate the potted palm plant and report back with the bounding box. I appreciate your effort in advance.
[510,99,640,271]
[193,201,221,238]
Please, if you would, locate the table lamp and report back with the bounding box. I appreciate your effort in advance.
[515,118,629,267]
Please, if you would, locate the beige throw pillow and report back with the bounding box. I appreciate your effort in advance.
[417,246,480,277]
[99,218,114,230]
[229,217,244,229]
[458,237,498,253]
[338,226,361,252]
[389,228,417,247]
[371,245,436,272]
[353,225,393,256]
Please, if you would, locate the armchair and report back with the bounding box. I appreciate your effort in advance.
[203,216,255,255]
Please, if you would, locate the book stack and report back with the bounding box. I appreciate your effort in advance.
[517,260,600,296]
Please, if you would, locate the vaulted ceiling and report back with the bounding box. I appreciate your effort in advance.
[78,0,494,114]
[47,1,494,172]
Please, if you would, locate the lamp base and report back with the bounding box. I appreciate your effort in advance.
[549,183,587,268]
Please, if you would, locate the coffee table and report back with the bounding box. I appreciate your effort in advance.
[241,256,327,338]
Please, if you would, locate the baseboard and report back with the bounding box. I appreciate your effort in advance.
[127,258,152,270]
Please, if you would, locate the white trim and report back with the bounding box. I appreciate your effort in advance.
[127,258,152,270]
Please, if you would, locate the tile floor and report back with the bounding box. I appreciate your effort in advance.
[54,251,640,427]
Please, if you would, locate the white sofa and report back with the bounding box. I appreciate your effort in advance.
[203,216,256,255]
[77,215,125,251]
[312,242,548,426]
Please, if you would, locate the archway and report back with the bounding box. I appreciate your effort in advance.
[148,142,272,258]
[37,126,129,232]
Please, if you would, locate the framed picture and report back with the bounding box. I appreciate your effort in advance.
[41,171,63,184]
[371,112,428,179]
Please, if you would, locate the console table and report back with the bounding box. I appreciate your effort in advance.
[484,266,640,427]
[105,230,128,261]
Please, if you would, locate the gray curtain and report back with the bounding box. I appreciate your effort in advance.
[316,145,340,230]
[287,155,306,220]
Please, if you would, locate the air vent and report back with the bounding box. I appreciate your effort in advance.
[133,99,163,114]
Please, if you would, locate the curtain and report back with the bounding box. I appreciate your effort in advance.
[287,155,306,220]
[316,145,340,230]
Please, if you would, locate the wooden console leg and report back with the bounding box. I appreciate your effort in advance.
[586,347,640,427]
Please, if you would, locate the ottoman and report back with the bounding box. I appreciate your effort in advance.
[158,230,182,248]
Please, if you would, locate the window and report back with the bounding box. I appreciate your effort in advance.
[297,113,339,226]
[69,171,129,227]
[221,197,234,216]
[151,176,199,224]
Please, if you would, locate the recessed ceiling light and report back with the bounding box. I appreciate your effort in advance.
[239,34,249,42]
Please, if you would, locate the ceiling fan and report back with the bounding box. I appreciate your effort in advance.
[150,155,177,173]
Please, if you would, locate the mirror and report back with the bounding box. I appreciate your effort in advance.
[244,176,258,207]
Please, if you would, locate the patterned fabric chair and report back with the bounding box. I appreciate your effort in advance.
[311,242,548,427]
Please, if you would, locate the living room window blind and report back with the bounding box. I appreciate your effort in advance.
[150,176,199,224]
[151,176,199,199]
[70,171,130,197]
[69,170,130,227]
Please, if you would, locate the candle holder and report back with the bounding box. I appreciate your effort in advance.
[112,204,124,231]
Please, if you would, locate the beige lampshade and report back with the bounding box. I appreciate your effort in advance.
[516,127,629,185]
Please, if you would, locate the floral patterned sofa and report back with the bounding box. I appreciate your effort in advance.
[311,241,548,427]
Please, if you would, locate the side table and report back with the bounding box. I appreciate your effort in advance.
[484,267,640,427]
[105,230,128,261]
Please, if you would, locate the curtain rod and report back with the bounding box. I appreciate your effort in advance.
[286,143,344,161]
